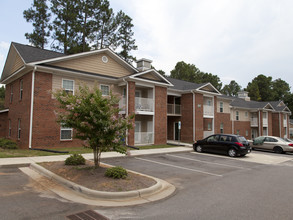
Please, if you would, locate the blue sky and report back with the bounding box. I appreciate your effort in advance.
[1,0,293,91]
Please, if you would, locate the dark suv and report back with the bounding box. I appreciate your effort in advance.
[193,134,251,157]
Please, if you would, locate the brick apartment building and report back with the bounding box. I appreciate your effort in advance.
[0,42,291,149]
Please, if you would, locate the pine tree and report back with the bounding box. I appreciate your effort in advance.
[116,10,137,63]
[23,0,51,49]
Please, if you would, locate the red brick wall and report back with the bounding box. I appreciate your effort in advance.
[268,111,273,136]
[194,93,204,140]
[32,71,83,149]
[0,111,8,137]
[272,113,280,137]
[215,112,232,134]
[234,121,251,138]
[127,81,135,146]
[181,93,194,142]
[5,72,32,148]
[154,86,167,144]
[167,116,181,140]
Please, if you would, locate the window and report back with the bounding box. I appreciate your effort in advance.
[8,119,11,137]
[245,130,248,137]
[284,114,287,121]
[235,111,239,120]
[62,79,74,95]
[220,123,224,134]
[236,130,240,135]
[245,111,248,118]
[18,119,21,140]
[60,126,72,140]
[19,79,23,100]
[219,102,223,112]
[10,84,13,103]
[100,85,110,96]
[207,123,212,131]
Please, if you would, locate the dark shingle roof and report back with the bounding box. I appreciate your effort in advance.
[12,42,65,63]
[166,77,206,91]
[230,98,271,109]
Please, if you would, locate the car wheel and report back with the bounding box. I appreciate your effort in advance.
[228,148,237,157]
[273,146,283,154]
[195,145,203,153]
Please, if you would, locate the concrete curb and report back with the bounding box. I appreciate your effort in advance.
[30,163,164,200]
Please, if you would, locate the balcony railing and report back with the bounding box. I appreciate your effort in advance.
[263,118,268,126]
[167,104,181,115]
[135,132,154,145]
[135,97,153,112]
[284,119,288,127]
[251,118,258,127]
[203,105,214,117]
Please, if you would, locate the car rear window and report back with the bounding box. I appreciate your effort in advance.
[238,136,247,142]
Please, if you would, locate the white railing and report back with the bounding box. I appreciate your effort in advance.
[167,104,181,115]
[135,97,153,112]
[203,105,214,117]
[284,119,288,127]
[135,132,154,145]
[251,118,258,126]
[263,118,268,126]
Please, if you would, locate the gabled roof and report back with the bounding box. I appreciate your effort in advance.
[12,42,65,63]
[128,69,173,86]
[269,101,291,112]
[230,98,275,110]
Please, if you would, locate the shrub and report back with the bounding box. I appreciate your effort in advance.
[105,166,128,179]
[0,138,18,149]
[65,154,86,166]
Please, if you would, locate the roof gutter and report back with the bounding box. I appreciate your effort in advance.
[192,90,196,141]
[29,66,37,149]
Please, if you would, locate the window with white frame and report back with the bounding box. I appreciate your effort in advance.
[236,130,240,135]
[220,102,223,113]
[10,84,13,103]
[8,119,11,137]
[18,119,21,140]
[62,79,74,95]
[220,123,224,134]
[60,126,72,140]
[208,123,212,131]
[100,84,110,96]
[245,111,248,118]
[236,111,239,121]
[19,79,23,100]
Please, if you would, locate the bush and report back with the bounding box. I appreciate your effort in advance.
[105,166,128,179]
[65,154,86,166]
[0,138,18,149]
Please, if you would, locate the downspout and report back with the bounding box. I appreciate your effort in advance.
[192,91,195,141]
[123,78,129,145]
[279,112,281,137]
[29,66,37,149]
[258,110,261,136]
[231,107,234,134]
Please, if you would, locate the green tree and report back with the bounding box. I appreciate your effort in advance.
[51,0,79,54]
[222,80,241,97]
[272,78,291,101]
[23,0,51,49]
[246,74,273,101]
[55,84,134,167]
[170,61,222,90]
[0,86,5,110]
[116,10,138,63]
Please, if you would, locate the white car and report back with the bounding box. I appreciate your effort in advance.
[252,136,293,154]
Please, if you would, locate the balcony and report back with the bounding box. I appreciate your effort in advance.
[203,105,214,117]
[284,119,288,127]
[135,132,154,145]
[135,97,154,113]
[251,118,258,127]
[167,104,181,115]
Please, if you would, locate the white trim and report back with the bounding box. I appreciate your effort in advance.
[60,127,73,141]
[128,69,173,86]
[62,78,75,95]
[127,77,171,87]
[29,66,37,149]
[0,66,26,84]
[0,109,9,113]
[100,84,110,96]
[196,83,221,95]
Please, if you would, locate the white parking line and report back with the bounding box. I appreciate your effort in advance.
[135,157,223,177]
[167,154,250,170]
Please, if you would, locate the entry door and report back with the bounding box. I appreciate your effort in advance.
[174,122,179,140]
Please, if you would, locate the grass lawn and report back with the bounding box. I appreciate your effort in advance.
[0,144,180,158]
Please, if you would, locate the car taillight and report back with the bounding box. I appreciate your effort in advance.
[235,142,243,147]
[289,144,293,147]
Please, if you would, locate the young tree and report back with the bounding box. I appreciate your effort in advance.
[55,84,134,167]
[23,0,51,49]
[51,0,79,54]
[116,10,138,63]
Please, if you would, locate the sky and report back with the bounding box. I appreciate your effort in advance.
[1,0,293,90]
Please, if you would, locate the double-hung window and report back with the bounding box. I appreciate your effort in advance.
[18,119,21,140]
[19,79,23,100]
[219,102,223,113]
[60,125,72,140]
[8,119,11,137]
[220,123,224,134]
[236,111,239,121]
[100,84,110,96]
[62,79,74,95]
[10,85,13,103]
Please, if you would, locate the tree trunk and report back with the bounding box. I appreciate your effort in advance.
[93,146,101,168]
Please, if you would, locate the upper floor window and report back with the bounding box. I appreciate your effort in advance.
[19,79,23,100]
[219,102,223,113]
[10,85,13,103]
[62,79,74,95]
[284,114,287,121]
[245,111,248,118]
[236,111,239,121]
[100,85,110,96]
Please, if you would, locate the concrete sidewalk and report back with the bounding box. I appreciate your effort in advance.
[0,146,192,167]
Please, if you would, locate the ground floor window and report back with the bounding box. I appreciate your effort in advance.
[220,123,224,134]
[8,119,11,137]
[60,126,72,140]
[18,119,21,140]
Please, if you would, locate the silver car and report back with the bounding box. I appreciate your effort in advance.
[252,136,293,154]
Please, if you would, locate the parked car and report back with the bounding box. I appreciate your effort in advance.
[193,134,251,157]
[251,136,293,154]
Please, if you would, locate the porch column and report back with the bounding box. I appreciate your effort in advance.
[154,86,167,144]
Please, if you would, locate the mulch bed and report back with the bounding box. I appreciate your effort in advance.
[39,160,156,192]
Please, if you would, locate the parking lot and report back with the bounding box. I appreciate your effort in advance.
[98,150,293,220]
